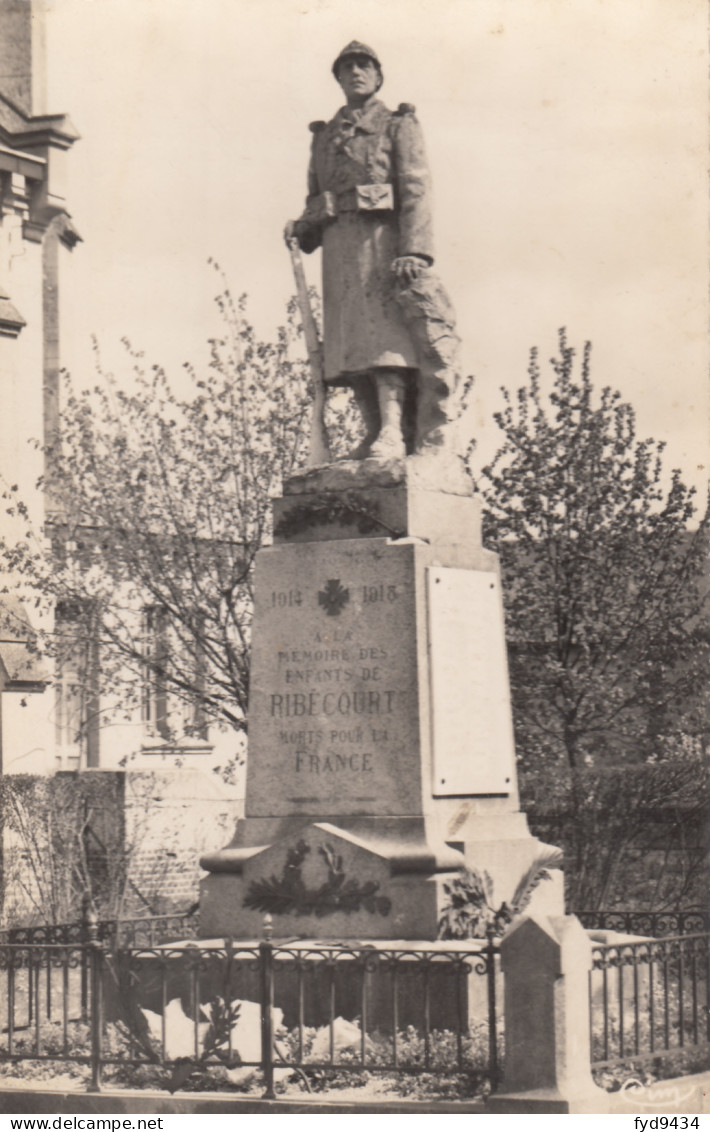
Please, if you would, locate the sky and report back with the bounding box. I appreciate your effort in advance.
[44,0,708,493]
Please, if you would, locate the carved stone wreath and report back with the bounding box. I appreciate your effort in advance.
[243,840,391,918]
[273,491,404,541]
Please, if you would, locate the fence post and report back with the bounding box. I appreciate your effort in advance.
[487,914,609,1114]
[27,948,34,1027]
[485,924,499,1088]
[80,896,90,1022]
[86,910,103,1093]
[259,913,275,1101]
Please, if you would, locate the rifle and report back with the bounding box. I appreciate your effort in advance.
[287,237,331,466]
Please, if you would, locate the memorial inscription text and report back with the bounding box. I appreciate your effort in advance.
[248,544,420,814]
[270,626,398,779]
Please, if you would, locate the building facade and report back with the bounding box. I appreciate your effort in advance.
[0,0,78,775]
[0,0,242,923]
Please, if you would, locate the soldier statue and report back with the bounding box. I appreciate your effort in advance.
[284,42,461,461]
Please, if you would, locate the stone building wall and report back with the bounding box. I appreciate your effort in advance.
[122,768,242,914]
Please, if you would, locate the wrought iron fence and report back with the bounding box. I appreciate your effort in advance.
[579,908,709,937]
[589,931,710,1068]
[0,943,95,1074]
[0,925,500,1098]
[258,937,499,1098]
[0,912,198,1037]
[0,910,199,948]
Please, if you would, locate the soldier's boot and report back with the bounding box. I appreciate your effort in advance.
[346,377,381,460]
[370,370,407,460]
[414,372,458,454]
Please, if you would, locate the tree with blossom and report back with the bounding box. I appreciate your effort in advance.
[1,275,358,756]
[475,329,709,771]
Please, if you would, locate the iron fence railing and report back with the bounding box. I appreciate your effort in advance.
[0,912,198,1035]
[0,924,500,1098]
[256,938,500,1098]
[589,931,710,1068]
[579,908,709,937]
[0,943,94,1071]
[0,910,199,948]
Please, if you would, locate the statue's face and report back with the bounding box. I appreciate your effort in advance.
[337,55,380,103]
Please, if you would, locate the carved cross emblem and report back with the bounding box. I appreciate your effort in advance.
[318,579,350,616]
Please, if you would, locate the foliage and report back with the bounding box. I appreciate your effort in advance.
[277,1022,494,1098]
[273,491,403,540]
[521,757,708,912]
[437,851,563,940]
[0,272,360,756]
[3,1013,703,1097]
[0,1020,92,1084]
[0,772,188,926]
[0,773,123,925]
[592,1049,710,1094]
[243,839,392,918]
[160,965,244,1093]
[474,329,710,769]
[0,1020,493,1099]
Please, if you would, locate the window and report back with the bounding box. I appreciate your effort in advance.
[140,606,212,749]
[140,606,169,740]
[54,600,100,769]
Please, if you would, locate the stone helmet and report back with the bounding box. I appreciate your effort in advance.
[332,41,383,87]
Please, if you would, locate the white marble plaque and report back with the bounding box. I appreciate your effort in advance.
[427,568,516,795]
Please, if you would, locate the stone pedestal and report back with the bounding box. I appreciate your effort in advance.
[200,456,562,939]
[487,915,610,1114]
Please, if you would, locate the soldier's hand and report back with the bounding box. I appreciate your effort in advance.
[284,220,298,245]
[392,255,429,287]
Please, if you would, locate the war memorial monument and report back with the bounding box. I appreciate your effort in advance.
[199,42,563,940]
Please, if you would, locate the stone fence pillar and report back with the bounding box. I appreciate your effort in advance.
[487,914,609,1114]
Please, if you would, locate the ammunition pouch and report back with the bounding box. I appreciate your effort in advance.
[301,183,395,228]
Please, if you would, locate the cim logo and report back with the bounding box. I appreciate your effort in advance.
[621,1078,699,1114]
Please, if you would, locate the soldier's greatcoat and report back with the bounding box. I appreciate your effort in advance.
[295,97,434,385]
